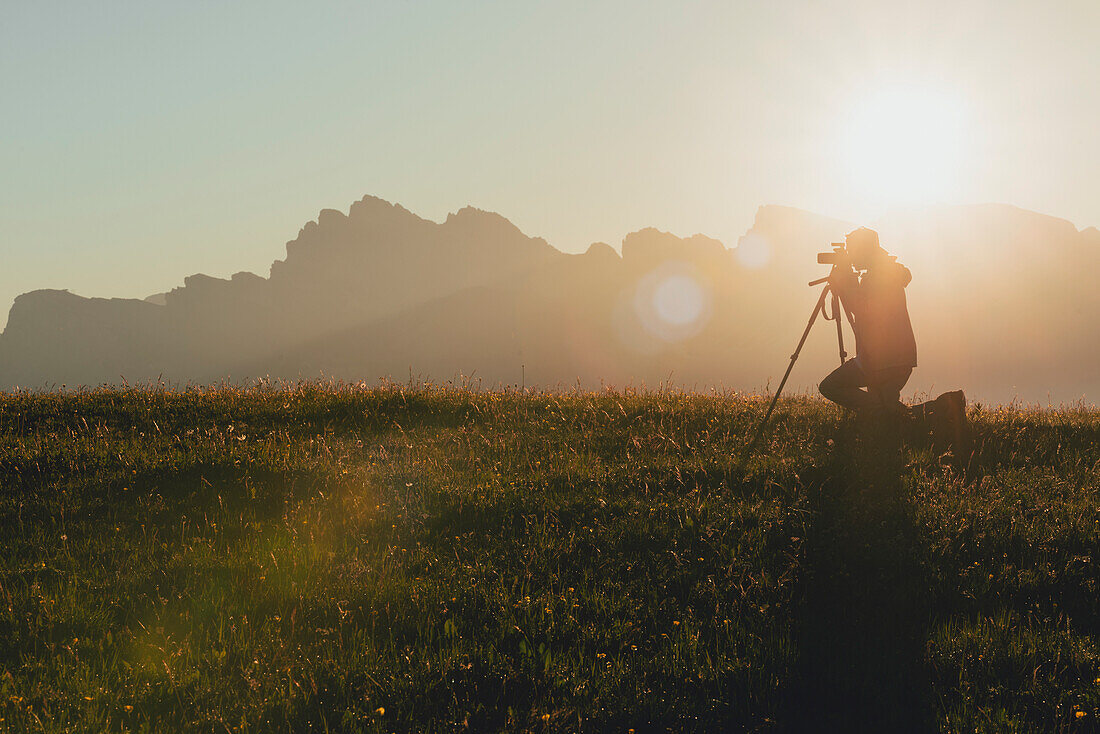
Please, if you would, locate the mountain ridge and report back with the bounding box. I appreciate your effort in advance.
[2,196,1097,403]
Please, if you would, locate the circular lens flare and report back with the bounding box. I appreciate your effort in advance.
[628,263,712,345]
[653,274,705,326]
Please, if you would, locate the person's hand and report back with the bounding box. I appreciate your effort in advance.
[828,266,858,292]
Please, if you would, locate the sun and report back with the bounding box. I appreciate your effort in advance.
[839,83,969,212]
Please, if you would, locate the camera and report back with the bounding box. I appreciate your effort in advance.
[817,242,848,266]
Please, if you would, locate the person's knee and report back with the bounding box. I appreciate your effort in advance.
[819,374,838,400]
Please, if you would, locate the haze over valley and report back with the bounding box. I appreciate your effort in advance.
[3,195,1096,405]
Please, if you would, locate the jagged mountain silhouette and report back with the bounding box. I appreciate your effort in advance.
[2,195,1098,403]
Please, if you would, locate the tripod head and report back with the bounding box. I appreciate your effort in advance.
[809,264,852,288]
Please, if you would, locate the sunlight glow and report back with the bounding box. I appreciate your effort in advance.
[840,84,969,211]
[734,233,771,269]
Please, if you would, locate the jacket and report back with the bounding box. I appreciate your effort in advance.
[834,260,917,371]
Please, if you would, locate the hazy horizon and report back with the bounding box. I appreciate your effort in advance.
[3,1,1098,333]
[2,193,1097,405]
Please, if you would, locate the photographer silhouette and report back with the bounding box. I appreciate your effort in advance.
[818,227,917,415]
[746,226,970,459]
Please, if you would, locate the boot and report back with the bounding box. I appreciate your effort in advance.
[910,391,972,459]
[938,390,973,462]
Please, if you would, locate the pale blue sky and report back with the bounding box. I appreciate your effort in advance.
[3,1,1097,329]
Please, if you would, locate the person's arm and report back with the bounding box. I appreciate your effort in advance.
[830,267,863,322]
[878,258,912,288]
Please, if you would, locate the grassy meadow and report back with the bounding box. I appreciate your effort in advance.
[0,383,1098,732]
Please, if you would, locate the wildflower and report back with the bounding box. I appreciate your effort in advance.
[124,705,133,712]
[375,706,385,716]
[1077,711,1087,719]
[541,714,551,722]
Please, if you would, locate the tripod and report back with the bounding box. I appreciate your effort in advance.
[745,273,849,456]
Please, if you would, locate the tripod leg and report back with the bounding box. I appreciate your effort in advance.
[745,286,830,456]
[832,293,847,366]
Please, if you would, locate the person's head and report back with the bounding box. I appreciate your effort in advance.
[845,227,886,270]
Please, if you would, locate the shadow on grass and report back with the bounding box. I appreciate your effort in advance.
[784,420,935,732]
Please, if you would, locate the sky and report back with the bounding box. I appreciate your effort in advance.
[2,0,1097,330]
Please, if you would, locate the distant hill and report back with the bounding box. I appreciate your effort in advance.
[2,195,1097,404]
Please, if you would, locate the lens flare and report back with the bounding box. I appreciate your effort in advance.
[653,274,705,326]
[628,263,712,345]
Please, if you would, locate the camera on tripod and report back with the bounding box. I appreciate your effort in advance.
[817,243,849,266]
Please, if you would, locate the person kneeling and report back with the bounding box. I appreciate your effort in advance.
[818,228,916,415]
[818,228,969,451]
